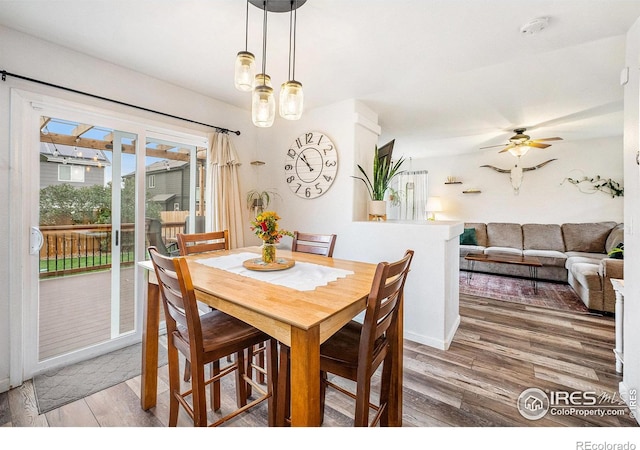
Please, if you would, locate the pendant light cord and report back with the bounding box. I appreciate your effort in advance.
[292,0,298,81]
[287,1,293,80]
[244,0,250,51]
[261,0,268,80]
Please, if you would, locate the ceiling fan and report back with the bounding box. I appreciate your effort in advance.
[481,128,563,156]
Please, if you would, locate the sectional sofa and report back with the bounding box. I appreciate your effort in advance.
[459,222,624,313]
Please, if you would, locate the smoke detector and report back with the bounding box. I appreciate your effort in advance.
[520,17,549,36]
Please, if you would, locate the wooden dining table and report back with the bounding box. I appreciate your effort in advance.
[139,247,404,426]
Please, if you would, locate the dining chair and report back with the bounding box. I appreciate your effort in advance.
[148,246,278,426]
[177,230,229,254]
[175,230,231,405]
[291,231,337,257]
[276,249,414,427]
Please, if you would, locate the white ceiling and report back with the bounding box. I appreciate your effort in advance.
[1,0,639,158]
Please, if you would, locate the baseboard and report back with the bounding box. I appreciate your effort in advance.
[405,314,460,351]
[0,377,11,394]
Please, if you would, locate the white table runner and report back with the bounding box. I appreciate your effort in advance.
[195,252,354,291]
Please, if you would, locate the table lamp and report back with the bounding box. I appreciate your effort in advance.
[425,196,442,221]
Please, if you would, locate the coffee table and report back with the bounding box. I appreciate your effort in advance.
[464,253,543,293]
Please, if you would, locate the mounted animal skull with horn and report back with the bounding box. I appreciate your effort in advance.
[481,159,557,194]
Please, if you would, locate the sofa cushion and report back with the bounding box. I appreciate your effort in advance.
[484,246,523,256]
[460,245,485,257]
[460,228,478,245]
[605,223,624,253]
[565,255,605,272]
[464,223,487,247]
[522,224,564,252]
[522,249,567,267]
[561,222,617,253]
[570,263,603,291]
[486,223,522,249]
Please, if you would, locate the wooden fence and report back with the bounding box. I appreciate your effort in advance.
[39,220,184,278]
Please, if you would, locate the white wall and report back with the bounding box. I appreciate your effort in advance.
[404,136,624,224]
[621,16,640,421]
[0,25,257,391]
[238,98,380,252]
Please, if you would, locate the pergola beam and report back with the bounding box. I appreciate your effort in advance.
[40,132,206,161]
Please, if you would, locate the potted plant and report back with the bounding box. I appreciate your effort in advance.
[352,146,405,218]
[246,189,280,216]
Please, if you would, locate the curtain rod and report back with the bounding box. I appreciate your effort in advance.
[1,69,241,136]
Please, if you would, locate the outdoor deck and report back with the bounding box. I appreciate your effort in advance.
[39,267,136,360]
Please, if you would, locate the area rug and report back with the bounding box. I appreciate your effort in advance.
[459,271,589,313]
[33,342,167,414]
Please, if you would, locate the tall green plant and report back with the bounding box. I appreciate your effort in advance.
[352,146,406,201]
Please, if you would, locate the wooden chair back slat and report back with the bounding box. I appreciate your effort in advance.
[291,231,337,257]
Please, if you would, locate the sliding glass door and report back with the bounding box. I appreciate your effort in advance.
[35,116,138,367]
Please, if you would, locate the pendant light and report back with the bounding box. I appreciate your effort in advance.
[234,1,256,92]
[279,0,303,120]
[252,0,275,127]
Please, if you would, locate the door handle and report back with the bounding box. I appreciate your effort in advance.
[30,226,44,255]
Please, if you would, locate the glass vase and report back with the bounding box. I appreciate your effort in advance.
[262,243,276,264]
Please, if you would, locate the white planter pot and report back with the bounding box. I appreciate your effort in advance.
[369,200,387,217]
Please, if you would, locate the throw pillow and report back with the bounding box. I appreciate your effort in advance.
[460,228,477,245]
[608,243,624,259]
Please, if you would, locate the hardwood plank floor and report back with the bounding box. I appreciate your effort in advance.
[1,293,636,433]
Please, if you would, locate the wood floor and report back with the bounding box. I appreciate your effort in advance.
[1,293,636,428]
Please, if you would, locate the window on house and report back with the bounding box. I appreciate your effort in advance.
[58,164,85,183]
[148,174,155,188]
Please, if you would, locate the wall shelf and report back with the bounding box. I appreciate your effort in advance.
[444,181,463,185]
[462,189,481,194]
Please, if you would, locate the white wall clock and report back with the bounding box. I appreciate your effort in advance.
[284,131,338,199]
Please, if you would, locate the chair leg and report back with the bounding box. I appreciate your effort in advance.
[167,345,181,427]
[191,360,208,427]
[266,339,279,427]
[275,344,291,426]
[235,350,248,408]
[379,354,393,426]
[353,373,372,427]
[210,360,221,411]
[320,371,327,425]
[257,343,266,384]
[183,360,191,382]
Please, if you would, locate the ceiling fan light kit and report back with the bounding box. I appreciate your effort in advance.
[481,128,563,156]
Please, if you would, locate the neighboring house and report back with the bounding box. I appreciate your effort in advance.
[124,159,197,212]
[39,142,109,188]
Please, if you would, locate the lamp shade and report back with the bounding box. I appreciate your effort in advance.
[279,80,304,120]
[508,146,530,157]
[426,196,443,212]
[234,51,256,92]
[252,85,275,127]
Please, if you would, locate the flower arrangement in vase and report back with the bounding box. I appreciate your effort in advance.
[250,211,293,263]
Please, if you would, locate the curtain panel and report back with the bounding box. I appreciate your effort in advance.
[206,132,243,248]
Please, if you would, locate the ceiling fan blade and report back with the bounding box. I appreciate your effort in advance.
[526,142,551,149]
[480,143,509,149]
[534,137,563,142]
[498,144,516,153]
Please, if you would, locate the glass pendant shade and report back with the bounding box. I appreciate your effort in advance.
[254,73,272,89]
[508,146,530,157]
[279,80,304,120]
[234,51,256,91]
[252,85,275,127]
